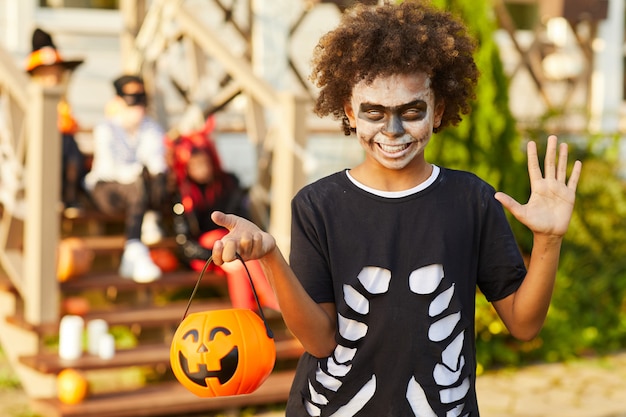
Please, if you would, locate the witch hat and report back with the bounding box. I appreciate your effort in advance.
[25,28,84,73]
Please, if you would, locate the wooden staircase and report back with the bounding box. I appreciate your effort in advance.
[32,374,297,417]
[0,208,303,417]
[0,2,314,415]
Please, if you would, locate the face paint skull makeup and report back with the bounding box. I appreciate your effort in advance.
[345,72,444,175]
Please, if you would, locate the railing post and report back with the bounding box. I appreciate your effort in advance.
[269,93,308,258]
[23,82,61,325]
[119,0,147,73]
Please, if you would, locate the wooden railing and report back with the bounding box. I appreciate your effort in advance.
[0,43,62,399]
[0,45,62,326]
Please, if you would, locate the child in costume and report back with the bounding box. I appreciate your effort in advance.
[167,119,279,312]
[84,75,167,283]
[25,28,86,216]
[210,1,582,415]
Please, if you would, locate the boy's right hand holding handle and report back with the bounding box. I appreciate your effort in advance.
[210,210,338,358]
[210,211,277,265]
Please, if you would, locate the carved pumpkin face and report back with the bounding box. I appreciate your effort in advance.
[170,308,276,397]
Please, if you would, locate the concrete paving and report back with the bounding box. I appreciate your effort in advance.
[476,352,626,417]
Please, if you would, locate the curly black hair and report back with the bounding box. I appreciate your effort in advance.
[309,0,479,135]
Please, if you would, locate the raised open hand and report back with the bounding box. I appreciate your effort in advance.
[210,211,277,265]
[494,135,582,238]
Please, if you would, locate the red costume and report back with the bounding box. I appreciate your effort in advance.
[168,118,279,312]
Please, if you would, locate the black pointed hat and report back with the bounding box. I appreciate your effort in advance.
[25,28,84,73]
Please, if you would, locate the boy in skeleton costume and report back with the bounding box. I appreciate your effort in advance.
[210,1,582,415]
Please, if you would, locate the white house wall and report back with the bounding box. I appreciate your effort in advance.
[0,0,124,136]
[592,0,625,133]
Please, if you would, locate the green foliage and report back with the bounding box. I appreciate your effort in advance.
[524,134,626,359]
[475,132,626,369]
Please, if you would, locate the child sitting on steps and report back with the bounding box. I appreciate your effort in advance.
[167,118,279,312]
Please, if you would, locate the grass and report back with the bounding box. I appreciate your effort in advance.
[0,348,41,417]
[0,348,20,389]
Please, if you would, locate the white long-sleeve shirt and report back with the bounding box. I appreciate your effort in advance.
[84,116,167,190]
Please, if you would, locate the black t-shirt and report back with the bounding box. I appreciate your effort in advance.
[286,168,526,417]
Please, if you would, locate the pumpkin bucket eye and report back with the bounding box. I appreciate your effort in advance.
[170,255,276,397]
[183,329,199,342]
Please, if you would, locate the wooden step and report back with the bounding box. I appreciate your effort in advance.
[81,235,178,255]
[62,208,125,223]
[61,208,127,236]
[6,299,235,336]
[31,369,296,417]
[19,338,304,374]
[60,269,227,294]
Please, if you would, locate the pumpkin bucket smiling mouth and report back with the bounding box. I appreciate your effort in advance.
[170,254,276,397]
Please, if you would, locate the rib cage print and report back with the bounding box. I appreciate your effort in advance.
[303,265,470,417]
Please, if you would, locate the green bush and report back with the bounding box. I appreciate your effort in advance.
[475,133,626,369]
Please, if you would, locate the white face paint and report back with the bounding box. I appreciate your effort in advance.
[345,73,443,173]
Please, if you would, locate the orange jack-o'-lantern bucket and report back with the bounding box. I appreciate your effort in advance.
[170,255,276,397]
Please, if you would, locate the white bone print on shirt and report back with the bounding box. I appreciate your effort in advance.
[305,265,469,416]
[306,267,390,416]
[408,264,469,416]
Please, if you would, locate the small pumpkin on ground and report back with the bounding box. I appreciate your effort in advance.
[57,368,89,405]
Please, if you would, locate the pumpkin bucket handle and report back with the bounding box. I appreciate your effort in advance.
[181,254,274,339]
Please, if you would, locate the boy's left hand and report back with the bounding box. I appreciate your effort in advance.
[495,135,582,238]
